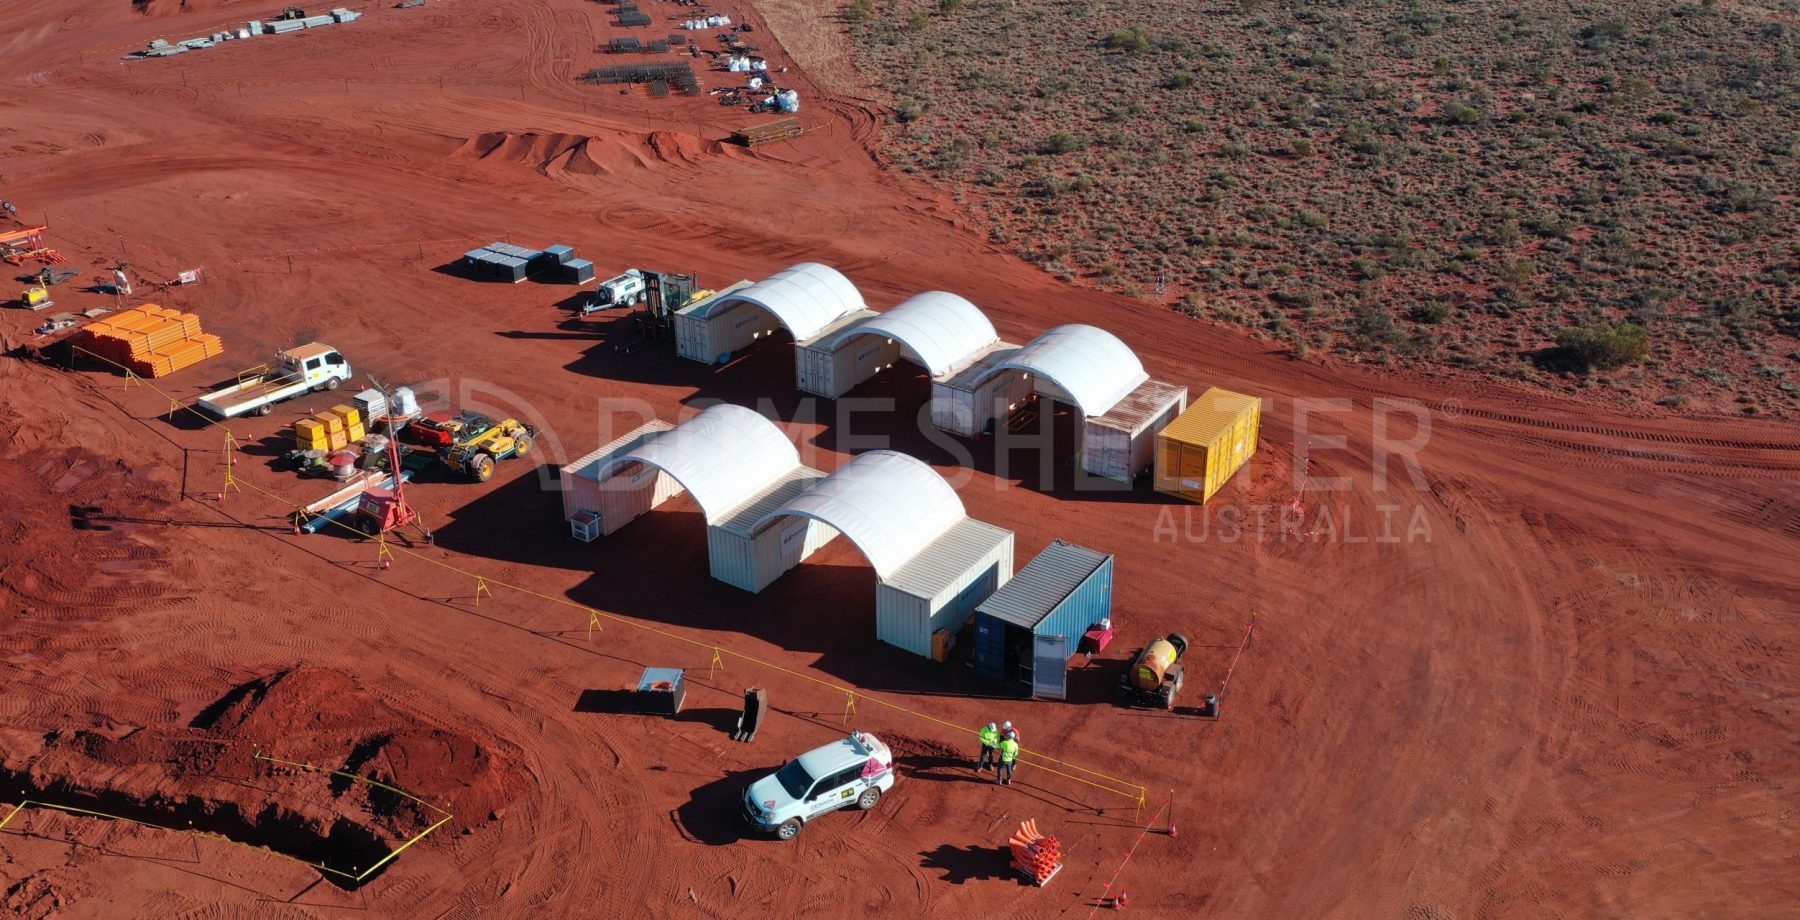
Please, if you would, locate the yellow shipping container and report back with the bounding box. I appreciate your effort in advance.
[329,404,362,431]
[314,412,344,434]
[1154,387,1262,504]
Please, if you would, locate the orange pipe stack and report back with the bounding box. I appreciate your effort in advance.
[74,305,223,378]
[1008,819,1064,886]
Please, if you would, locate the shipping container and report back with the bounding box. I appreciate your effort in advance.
[671,282,764,364]
[974,541,1114,696]
[560,420,680,536]
[928,342,1033,437]
[875,519,1014,657]
[706,468,835,592]
[544,244,575,264]
[1081,380,1187,482]
[1154,387,1262,504]
[792,311,894,398]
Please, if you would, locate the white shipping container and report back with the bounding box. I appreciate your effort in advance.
[929,342,1032,437]
[1081,380,1188,482]
[560,420,680,536]
[673,284,773,364]
[794,311,896,398]
[875,519,1015,656]
[706,468,835,592]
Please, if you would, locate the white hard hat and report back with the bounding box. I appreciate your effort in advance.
[987,722,996,730]
[1002,721,1013,729]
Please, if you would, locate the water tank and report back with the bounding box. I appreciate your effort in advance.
[392,386,420,417]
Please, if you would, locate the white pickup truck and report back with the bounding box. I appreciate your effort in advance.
[197,342,351,418]
[742,731,896,840]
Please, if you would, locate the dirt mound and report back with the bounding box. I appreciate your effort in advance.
[132,0,237,16]
[1,666,523,884]
[452,130,720,178]
[187,666,521,833]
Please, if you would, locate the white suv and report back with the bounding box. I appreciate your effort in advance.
[742,731,896,840]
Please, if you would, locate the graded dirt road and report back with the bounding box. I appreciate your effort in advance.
[0,2,1795,918]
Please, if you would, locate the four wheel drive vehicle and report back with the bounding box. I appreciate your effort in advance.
[582,269,647,314]
[743,731,895,840]
[196,343,351,419]
[402,411,535,482]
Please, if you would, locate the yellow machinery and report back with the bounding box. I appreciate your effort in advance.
[406,411,535,482]
[20,284,51,310]
[1119,633,1188,709]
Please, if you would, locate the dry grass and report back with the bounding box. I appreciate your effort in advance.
[847,0,1800,413]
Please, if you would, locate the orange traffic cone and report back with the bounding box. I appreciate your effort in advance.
[1167,819,1178,838]
[1114,891,1129,909]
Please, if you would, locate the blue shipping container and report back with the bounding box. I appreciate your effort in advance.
[973,541,1113,686]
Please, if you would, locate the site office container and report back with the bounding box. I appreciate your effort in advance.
[706,468,837,593]
[1154,387,1262,504]
[929,343,1033,438]
[793,311,895,398]
[675,294,780,364]
[1081,380,1188,483]
[875,519,1015,657]
[974,541,1114,692]
[560,420,681,535]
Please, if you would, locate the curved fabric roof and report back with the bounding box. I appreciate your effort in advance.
[727,262,865,341]
[593,404,798,523]
[991,324,1147,416]
[816,291,997,376]
[754,450,964,579]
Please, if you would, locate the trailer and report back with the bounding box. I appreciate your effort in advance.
[294,468,412,534]
[197,343,350,418]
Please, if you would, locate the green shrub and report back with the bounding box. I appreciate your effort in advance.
[1165,71,1195,89]
[845,0,873,24]
[1103,25,1152,54]
[1040,131,1080,155]
[1556,322,1650,370]
[1409,301,1453,324]
[1442,100,1482,125]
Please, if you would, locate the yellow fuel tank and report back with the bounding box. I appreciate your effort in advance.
[1131,638,1180,690]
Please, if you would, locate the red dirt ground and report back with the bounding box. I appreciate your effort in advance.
[1,2,1796,917]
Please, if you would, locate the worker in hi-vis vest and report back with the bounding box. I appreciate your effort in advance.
[996,735,1020,785]
[976,722,1000,772]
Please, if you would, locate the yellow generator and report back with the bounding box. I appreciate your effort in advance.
[1118,633,1189,709]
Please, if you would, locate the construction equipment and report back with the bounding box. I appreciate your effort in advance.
[402,411,535,482]
[1009,820,1066,886]
[351,429,430,541]
[632,667,688,715]
[197,343,350,418]
[1118,632,1188,709]
[19,283,51,310]
[581,268,648,314]
[272,6,307,20]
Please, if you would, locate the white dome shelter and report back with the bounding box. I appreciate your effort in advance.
[928,324,1186,482]
[756,450,1015,656]
[591,404,799,523]
[990,324,1148,417]
[559,404,837,592]
[755,450,964,579]
[675,263,867,365]
[795,291,1000,398]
